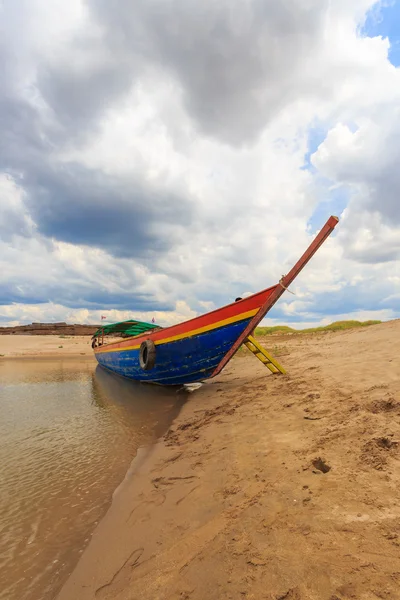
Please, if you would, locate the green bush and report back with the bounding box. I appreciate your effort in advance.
[255,320,381,336]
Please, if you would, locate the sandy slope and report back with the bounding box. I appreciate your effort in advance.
[57,320,400,600]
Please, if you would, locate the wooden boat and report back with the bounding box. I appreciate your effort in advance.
[92,216,338,385]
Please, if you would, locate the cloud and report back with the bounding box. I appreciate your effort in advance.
[0,232,176,311]
[1,0,400,327]
[0,1,195,264]
[23,164,193,259]
[312,115,400,222]
[83,0,331,145]
[0,299,196,328]
[312,103,400,264]
[0,174,34,240]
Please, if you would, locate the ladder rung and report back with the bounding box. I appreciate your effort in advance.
[243,336,286,374]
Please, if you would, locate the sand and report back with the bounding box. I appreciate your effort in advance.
[51,319,400,600]
[5,322,398,599]
[0,335,93,358]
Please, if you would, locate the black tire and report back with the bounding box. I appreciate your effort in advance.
[139,340,156,370]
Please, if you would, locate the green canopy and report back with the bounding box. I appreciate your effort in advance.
[93,319,160,339]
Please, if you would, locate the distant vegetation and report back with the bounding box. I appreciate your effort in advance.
[255,320,381,336]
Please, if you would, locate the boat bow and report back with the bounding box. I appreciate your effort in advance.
[212,215,339,377]
[93,216,339,385]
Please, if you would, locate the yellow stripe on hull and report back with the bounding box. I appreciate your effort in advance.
[95,308,258,355]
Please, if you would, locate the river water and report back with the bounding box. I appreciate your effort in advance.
[0,359,184,600]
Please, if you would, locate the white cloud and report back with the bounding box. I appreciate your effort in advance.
[1,0,400,327]
[312,84,400,265]
[0,174,35,239]
[0,300,197,328]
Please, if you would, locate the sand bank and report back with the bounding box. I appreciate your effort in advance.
[0,335,94,359]
[56,320,400,599]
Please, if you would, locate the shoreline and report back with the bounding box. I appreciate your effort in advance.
[57,320,400,600]
[1,356,186,600]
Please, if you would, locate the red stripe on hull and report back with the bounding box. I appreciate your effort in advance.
[95,285,278,353]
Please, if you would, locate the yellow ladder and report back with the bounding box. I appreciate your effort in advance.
[243,335,286,375]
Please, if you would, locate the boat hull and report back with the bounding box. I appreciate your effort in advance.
[96,316,252,385]
[94,287,275,385]
[93,215,340,385]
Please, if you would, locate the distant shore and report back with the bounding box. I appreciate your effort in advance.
[56,319,400,600]
[0,322,98,336]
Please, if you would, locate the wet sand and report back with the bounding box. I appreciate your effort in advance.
[55,319,400,600]
[0,335,93,358]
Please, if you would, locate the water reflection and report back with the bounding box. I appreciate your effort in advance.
[0,360,186,600]
[92,366,186,438]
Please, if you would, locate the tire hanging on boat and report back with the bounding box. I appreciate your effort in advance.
[139,339,156,370]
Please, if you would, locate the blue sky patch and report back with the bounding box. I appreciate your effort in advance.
[307,188,349,234]
[363,1,400,67]
[302,125,327,171]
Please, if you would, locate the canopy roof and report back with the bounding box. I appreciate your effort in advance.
[93,319,160,339]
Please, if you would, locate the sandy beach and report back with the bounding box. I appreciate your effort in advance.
[0,335,94,359]
[50,320,400,600]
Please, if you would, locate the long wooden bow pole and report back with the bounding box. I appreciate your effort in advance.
[212,215,339,377]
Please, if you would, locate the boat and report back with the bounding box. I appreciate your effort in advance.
[92,216,339,385]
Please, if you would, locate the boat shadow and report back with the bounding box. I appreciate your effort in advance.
[92,365,188,440]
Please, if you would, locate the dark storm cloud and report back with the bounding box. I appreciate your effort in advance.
[0,95,49,172]
[21,163,192,259]
[0,0,196,260]
[0,281,173,312]
[0,74,192,261]
[363,168,400,225]
[1,0,330,259]
[39,54,134,136]
[1,140,192,259]
[53,0,327,145]
[344,238,400,264]
[0,284,47,306]
[0,2,200,313]
[0,206,32,241]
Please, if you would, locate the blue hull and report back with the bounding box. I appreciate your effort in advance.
[95,318,252,385]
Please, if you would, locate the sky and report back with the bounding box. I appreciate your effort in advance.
[1,0,400,328]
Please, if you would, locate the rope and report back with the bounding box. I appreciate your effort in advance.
[279,276,296,295]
